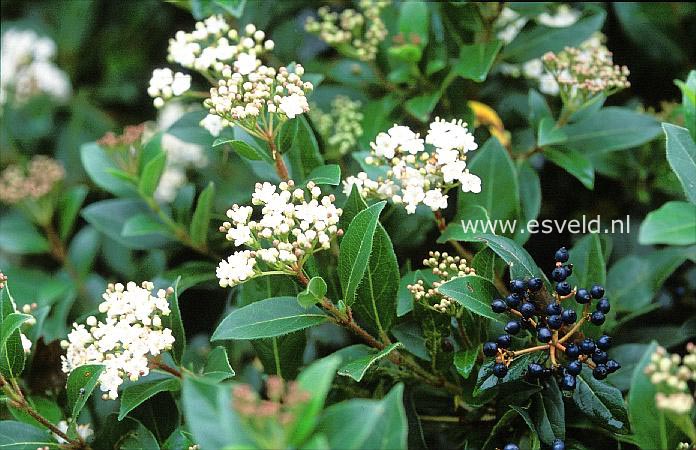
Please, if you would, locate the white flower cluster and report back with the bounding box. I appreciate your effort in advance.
[204,64,312,133]
[152,103,210,202]
[0,28,71,106]
[407,251,475,314]
[148,68,192,108]
[310,95,364,157]
[305,0,389,61]
[60,282,176,400]
[644,343,696,415]
[343,118,481,214]
[168,17,274,75]
[216,181,342,288]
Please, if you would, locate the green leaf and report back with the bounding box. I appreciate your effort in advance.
[471,247,497,282]
[537,117,567,147]
[318,383,407,450]
[663,123,696,203]
[306,164,341,186]
[0,421,59,449]
[607,247,695,312]
[0,287,26,379]
[390,322,430,361]
[138,151,167,197]
[628,342,669,450]
[502,11,606,62]
[189,182,215,247]
[437,275,505,323]
[405,91,441,122]
[437,205,490,243]
[122,213,171,237]
[454,347,478,379]
[66,364,105,420]
[276,118,299,153]
[569,233,606,288]
[166,277,186,365]
[518,161,541,223]
[396,269,437,317]
[252,332,307,379]
[287,354,342,446]
[212,296,329,340]
[338,201,386,305]
[573,367,629,433]
[483,407,540,450]
[0,313,31,355]
[452,40,503,82]
[675,70,696,139]
[0,213,50,255]
[58,185,88,240]
[639,201,696,245]
[532,380,565,445]
[298,276,328,307]
[338,342,402,382]
[203,346,235,382]
[544,147,594,189]
[477,234,547,283]
[459,138,519,228]
[119,375,181,420]
[286,116,324,182]
[528,89,552,130]
[182,376,252,449]
[398,1,429,45]
[214,138,272,163]
[80,142,138,197]
[557,107,662,154]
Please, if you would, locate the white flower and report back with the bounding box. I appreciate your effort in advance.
[171,73,192,96]
[426,118,478,153]
[278,93,309,118]
[538,73,560,96]
[460,171,482,193]
[537,5,581,28]
[234,52,258,75]
[61,282,176,400]
[441,160,467,184]
[227,224,253,246]
[216,250,257,287]
[522,59,544,79]
[148,68,191,106]
[200,113,225,137]
[423,189,448,211]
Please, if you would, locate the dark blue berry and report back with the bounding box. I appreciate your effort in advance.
[503,444,519,450]
[509,279,527,293]
[546,303,562,316]
[565,343,581,359]
[483,342,498,357]
[491,299,507,313]
[575,288,591,304]
[520,302,536,318]
[566,360,582,376]
[555,247,569,263]
[497,334,512,348]
[560,373,576,390]
[596,335,612,350]
[596,298,611,314]
[493,363,508,378]
[528,277,543,291]
[504,320,521,335]
[590,284,605,299]
[590,310,605,325]
[527,363,544,378]
[606,359,621,373]
[551,267,568,282]
[561,308,577,324]
[593,364,608,380]
[552,439,566,450]
[563,265,573,277]
[537,327,552,343]
[548,314,563,329]
[592,349,609,365]
[556,282,571,296]
[580,338,596,354]
[505,293,521,308]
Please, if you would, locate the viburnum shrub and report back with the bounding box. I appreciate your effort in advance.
[1,2,695,450]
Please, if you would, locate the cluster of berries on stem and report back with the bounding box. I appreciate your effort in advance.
[483,247,619,390]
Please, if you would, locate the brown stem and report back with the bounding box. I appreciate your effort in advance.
[149,359,182,378]
[42,222,66,262]
[557,304,590,345]
[510,344,549,358]
[268,138,289,181]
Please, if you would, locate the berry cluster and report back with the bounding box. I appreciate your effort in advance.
[483,247,620,390]
[503,439,565,450]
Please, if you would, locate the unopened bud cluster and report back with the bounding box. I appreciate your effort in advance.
[310,95,364,157]
[167,17,274,75]
[407,251,475,313]
[543,36,630,100]
[644,343,696,415]
[148,68,192,108]
[204,64,312,135]
[305,0,389,61]
[97,123,145,148]
[343,118,481,214]
[0,155,64,205]
[60,282,176,400]
[216,181,342,288]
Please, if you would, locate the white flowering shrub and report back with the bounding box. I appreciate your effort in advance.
[1,2,695,450]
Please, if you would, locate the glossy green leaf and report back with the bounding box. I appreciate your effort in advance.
[189,182,215,247]
[286,116,324,182]
[66,364,105,420]
[453,40,502,82]
[121,213,170,237]
[80,142,137,197]
[298,276,327,307]
[569,233,606,288]
[214,138,272,163]
[639,201,696,245]
[0,213,50,255]
[438,205,490,243]
[166,277,186,365]
[405,91,441,122]
[338,342,402,382]
[437,275,505,323]
[573,367,629,433]
[532,380,565,445]
[398,1,429,45]
[0,421,59,449]
[118,375,181,420]
[306,164,341,186]
[138,151,167,197]
[454,347,478,379]
[528,89,552,130]
[675,71,696,139]
[0,313,31,356]
[203,346,235,382]
[477,234,547,283]
[277,118,299,153]
[0,287,26,379]
[544,147,594,189]
[252,331,306,379]
[58,185,88,240]
[212,296,329,340]
[663,123,696,203]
